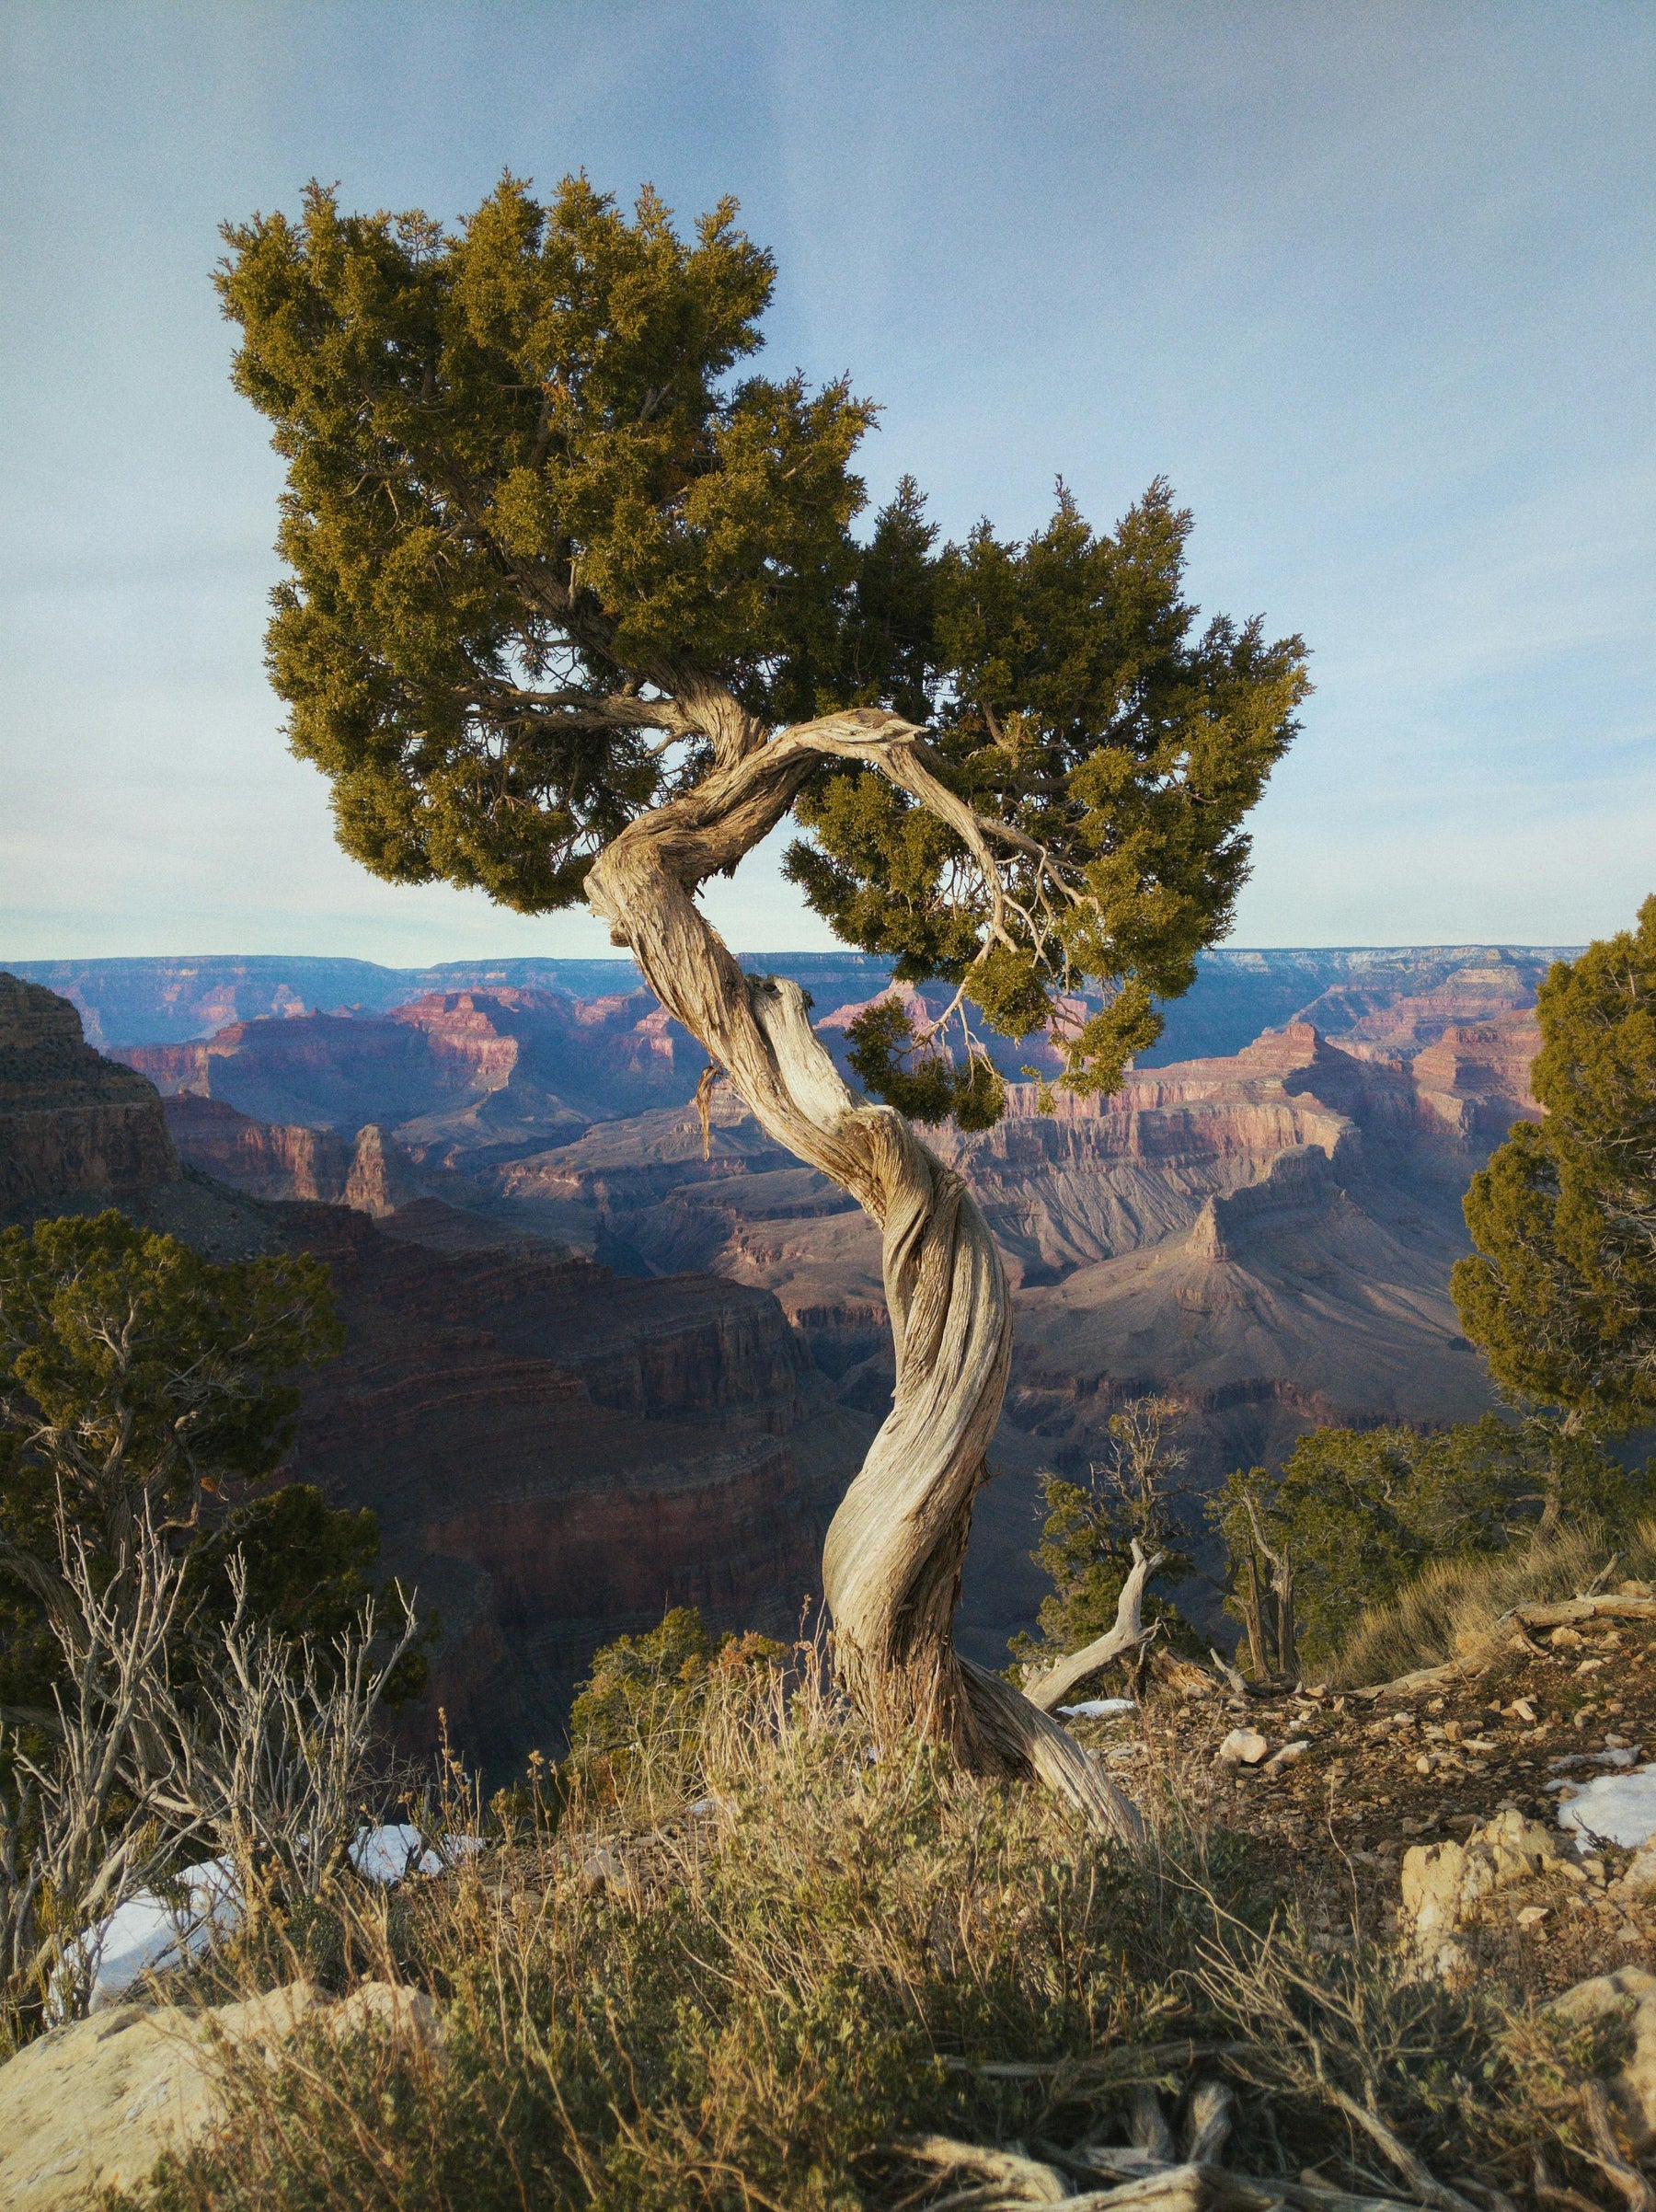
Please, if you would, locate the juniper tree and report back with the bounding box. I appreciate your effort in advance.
[217,174,1308,1832]
[1454,899,1656,1446]
[0,1212,424,1725]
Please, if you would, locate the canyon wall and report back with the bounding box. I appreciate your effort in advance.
[0,971,178,1215]
[0,979,870,1771]
[271,1201,863,1771]
[3,951,1572,1688]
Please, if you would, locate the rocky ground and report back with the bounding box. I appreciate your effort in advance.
[1078,1598,1656,1997]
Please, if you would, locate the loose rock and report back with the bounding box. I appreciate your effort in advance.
[1217,1728,1270,1766]
[1401,1808,1563,1969]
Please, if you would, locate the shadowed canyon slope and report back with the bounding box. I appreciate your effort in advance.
[0,972,178,1211]
[0,974,869,1768]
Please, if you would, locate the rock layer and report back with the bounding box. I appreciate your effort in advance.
[274,1201,866,1771]
[0,971,177,1214]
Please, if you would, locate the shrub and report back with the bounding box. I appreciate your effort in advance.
[1334,1514,1656,1687]
[1011,1397,1206,1677]
[565,1607,787,1807]
[0,1211,427,1718]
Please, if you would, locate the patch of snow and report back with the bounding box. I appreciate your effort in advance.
[56,1857,242,2017]
[351,1824,442,1883]
[1557,1761,1656,1850]
[52,1824,473,2020]
[1057,1698,1137,1719]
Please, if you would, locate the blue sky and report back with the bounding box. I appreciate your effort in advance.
[2,1,1652,962]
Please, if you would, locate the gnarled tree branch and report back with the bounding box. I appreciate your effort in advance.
[1022,1538,1167,1714]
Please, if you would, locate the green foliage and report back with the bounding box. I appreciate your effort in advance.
[181,1484,431,1705]
[1337,1516,1656,1688]
[1454,895,1656,1432]
[788,481,1310,1098]
[0,1212,424,1714]
[215,175,872,914]
[843,997,1006,1130]
[1010,1399,1202,1673]
[0,1211,340,1515]
[1213,1416,1652,1673]
[220,177,1307,1126]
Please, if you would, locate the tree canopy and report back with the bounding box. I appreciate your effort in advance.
[218,174,1309,1119]
[1453,897,1656,1432]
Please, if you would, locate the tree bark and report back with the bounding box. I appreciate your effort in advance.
[586,708,1144,1842]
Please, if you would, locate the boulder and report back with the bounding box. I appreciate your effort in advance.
[0,1978,440,2210]
[1401,1808,1563,1968]
[1548,1968,1656,2152]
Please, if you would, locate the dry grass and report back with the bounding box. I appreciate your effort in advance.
[1333,1515,1656,1689]
[109,1643,1630,2212]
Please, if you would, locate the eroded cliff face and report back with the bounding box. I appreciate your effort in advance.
[1,984,868,1769]
[0,973,178,1214]
[7,953,1563,1688]
[163,1094,354,1201]
[273,1202,862,1771]
[445,1008,1538,1666]
[163,1096,421,1219]
[119,986,706,1159]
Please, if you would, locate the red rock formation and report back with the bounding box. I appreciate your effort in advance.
[0,974,178,1213]
[118,986,707,1157]
[2,993,872,1768]
[120,1010,446,1130]
[164,1094,354,1201]
[1409,1014,1541,1137]
[1308,952,1545,1052]
[340,1124,420,1217]
[163,1096,422,1217]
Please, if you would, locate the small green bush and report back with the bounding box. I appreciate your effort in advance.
[1011,1397,1205,1679]
[1213,1414,1654,1675]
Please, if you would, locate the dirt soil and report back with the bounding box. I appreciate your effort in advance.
[1075,1612,1656,1994]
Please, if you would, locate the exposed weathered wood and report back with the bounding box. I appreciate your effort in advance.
[1061,2144,1418,2212]
[585,703,1145,1841]
[1350,1661,1469,1703]
[1511,1596,1656,1629]
[1023,1541,1166,1713]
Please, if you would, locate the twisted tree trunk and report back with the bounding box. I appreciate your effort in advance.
[587,708,1143,1842]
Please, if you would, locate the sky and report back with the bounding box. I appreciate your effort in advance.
[1,1,1652,964]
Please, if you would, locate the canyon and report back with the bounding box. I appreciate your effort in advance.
[0,973,868,1768]
[0,971,178,1212]
[0,946,1563,1734]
